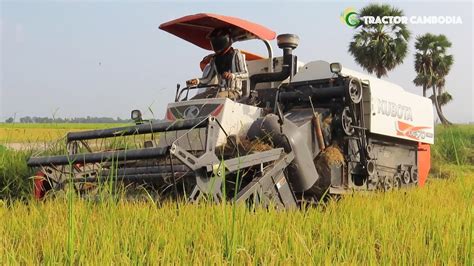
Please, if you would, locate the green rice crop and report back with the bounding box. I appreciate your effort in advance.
[431,125,474,178]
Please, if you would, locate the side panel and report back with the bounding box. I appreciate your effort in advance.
[291,60,434,144]
[417,142,431,187]
[218,99,262,145]
[163,98,262,147]
[369,136,417,178]
[158,128,207,151]
[160,98,227,150]
[369,85,434,144]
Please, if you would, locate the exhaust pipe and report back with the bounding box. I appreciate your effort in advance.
[249,34,299,91]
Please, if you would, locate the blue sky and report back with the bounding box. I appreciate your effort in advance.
[1,1,472,122]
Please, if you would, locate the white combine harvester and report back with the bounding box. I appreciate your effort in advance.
[28,13,434,207]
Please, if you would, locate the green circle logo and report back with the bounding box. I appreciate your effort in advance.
[341,8,361,28]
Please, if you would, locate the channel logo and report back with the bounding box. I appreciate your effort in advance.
[340,7,361,28]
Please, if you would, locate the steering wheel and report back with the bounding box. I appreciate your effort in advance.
[176,84,222,102]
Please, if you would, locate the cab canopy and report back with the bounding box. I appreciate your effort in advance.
[159,13,276,50]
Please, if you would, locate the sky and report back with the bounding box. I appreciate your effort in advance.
[1,0,473,123]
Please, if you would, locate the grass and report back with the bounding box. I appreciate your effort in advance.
[431,124,474,178]
[0,148,34,200]
[433,124,473,164]
[0,123,472,264]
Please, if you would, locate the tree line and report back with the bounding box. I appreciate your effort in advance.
[4,116,132,123]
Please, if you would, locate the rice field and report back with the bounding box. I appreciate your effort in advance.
[0,123,473,264]
[0,123,126,143]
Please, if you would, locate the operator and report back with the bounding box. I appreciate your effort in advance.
[186,28,249,99]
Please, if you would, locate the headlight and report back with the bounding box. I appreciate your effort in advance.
[330,62,342,74]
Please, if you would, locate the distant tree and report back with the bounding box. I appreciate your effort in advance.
[414,33,453,125]
[19,116,33,123]
[348,4,411,78]
[15,116,133,123]
[5,117,14,123]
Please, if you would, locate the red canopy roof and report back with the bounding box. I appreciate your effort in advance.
[159,13,276,50]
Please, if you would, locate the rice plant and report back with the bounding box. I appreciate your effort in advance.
[0,124,472,264]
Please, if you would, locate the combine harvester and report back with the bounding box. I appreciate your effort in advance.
[28,14,434,207]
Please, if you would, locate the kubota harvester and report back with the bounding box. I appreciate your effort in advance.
[28,14,434,208]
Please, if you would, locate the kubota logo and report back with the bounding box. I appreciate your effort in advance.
[341,7,361,28]
[183,105,200,119]
[376,98,413,121]
[396,121,433,141]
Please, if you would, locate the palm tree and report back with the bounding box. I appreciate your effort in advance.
[348,4,410,78]
[429,91,453,107]
[413,33,453,125]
